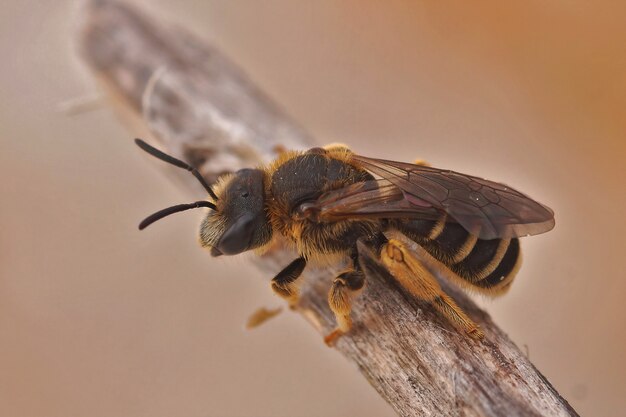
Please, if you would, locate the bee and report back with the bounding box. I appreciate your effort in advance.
[135,139,555,343]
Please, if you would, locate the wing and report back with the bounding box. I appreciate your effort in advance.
[315,178,442,221]
[314,155,555,240]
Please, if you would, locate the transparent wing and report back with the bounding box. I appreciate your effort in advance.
[314,155,555,240]
[316,178,442,222]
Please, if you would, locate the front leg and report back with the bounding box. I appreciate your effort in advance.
[270,257,307,308]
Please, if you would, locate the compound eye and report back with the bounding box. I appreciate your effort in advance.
[216,213,257,255]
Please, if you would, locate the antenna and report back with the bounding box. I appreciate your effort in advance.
[139,201,216,230]
[135,138,218,201]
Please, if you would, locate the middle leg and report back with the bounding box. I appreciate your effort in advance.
[325,249,366,345]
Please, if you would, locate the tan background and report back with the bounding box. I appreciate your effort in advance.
[1,1,625,416]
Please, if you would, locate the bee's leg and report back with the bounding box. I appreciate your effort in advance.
[324,268,365,345]
[270,257,307,308]
[324,249,366,345]
[324,234,389,345]
[412,158,431,167]
[382,239,484,339]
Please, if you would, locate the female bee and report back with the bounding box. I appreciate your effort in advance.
[135,139,554,343]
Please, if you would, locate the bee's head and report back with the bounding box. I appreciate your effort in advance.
[199,169,272,257]
[135,139,272,257]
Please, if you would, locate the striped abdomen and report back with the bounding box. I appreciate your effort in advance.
[395,216,521,295]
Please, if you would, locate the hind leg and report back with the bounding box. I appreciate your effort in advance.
[382,239,483,339]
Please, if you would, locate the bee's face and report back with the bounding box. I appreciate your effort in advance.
[199,168,272,256]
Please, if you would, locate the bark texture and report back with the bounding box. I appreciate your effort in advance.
[77,1,578,416]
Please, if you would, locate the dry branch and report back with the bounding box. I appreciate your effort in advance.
[77,1,578,416]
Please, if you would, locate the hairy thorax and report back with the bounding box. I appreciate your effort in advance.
[265,149,379,260]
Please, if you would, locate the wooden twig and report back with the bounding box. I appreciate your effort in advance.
[76,1,578,416]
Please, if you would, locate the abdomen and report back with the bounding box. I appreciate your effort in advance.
[395,215,521,295]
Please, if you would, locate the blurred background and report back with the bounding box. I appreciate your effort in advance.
[1,1,625,416]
